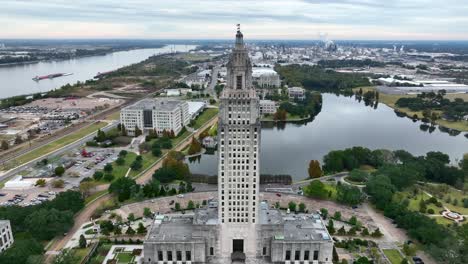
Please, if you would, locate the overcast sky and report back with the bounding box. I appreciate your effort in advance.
[1,0,468,40]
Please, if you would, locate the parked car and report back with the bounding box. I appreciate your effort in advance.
[276,193,282,197]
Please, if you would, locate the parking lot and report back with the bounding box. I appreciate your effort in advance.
[0,146,121,207]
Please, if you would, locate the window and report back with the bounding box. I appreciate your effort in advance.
[237,75,243,89]
[285,250,291,260]
[186,251,191,261]
[210,247,214,255]
[167,251,173,261]
[295,250,300,260]
[263,247,267,255]
[304,250,310,260]
[158,251,163,261]
[313,250,319,260]
[176,251,182,261]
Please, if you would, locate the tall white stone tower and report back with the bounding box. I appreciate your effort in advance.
[217,25,261,261]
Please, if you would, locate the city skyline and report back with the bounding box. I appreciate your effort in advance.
[1,0,468,40]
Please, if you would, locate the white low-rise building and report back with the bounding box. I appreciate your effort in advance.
[252,67,281,88]
[0,220,13,253]
[120,99,190,136]
[259,100,278,115]
[287,87,306,100]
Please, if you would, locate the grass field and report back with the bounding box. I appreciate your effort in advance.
[116,252,135,263]
[383,249,405,264]
[353,87,468,131]
[2,122,108,170]
[107,110,121,120]
[71,247,92,264]
[191,108,218,129]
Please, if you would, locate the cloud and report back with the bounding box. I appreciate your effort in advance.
[0,0,467,40]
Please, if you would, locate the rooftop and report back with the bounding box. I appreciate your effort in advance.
[147,216,203,242]
[124,98,186,112]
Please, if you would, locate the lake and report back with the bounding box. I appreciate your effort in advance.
[0,45,196,99]
[187,93,468,181]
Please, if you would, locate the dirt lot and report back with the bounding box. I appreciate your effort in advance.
[27,97,122,110]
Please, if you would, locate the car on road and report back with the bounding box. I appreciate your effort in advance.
[276,193,282,197]
[169,200,175,205]
[412,256,424,264]
[177,194,184,198]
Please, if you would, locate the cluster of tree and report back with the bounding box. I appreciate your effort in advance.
[355,88,380,107]
[87,128,122,147]
[215,84,225,97]
[317,59,385,68]
[308,160,323,178]
[275,64,371,92]
[323,147,465,188]
[322,147,389,173]
[109,174,193,203]
[365,169,468,262]
[278,91,323,120]
[0,191,84,264]
[396,90,468,121]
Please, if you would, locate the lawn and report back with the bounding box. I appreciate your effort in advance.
[421,183,468,215]
[107,110,121,120]
[116,252,135,263]
[404,192,441,213]
[3,121,107,169]
[72,247,92,264]
[191,108,218,129]
[383,249,405,264]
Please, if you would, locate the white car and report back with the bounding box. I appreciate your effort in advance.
[177,194,184,198]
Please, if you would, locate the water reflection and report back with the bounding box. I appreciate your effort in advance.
[187,93,468,181]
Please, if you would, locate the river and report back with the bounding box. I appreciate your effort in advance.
[0,45,196,99]
[187,93,468,181]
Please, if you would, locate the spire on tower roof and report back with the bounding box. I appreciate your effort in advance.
[235,24,244,49]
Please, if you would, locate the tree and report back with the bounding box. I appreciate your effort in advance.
[327,219,335,234]
[119,150,128,157]
[104,163,113,173]
[333,211,341,220]
[126,226,135,235]
[116,157,125,166]
[143,207,152,218]
[336,184,364,206]
[55,166,65,176]
[0,236,43,264]
[109,177,138,202]
[24,208,74,240]
[79,181,97,198]
[134,125,142,137]
[14,135,23,145]
[365,174,395,210]
[419,199,427,213]
[35,179,46,187]
[153,167,177,183]
[187,200,195,210]
[298,202,306,212]
[1,140,9,150]
[103,173,115,182]
[79,234,87,248]
[320,208,328,219]
[361,228,370,236]
[304,180,328,199]
[187,137,202,155]
[93,171,104,181]
[52,179,65,188]
[308,160,323,178]
[151,146,162,157]
[371,228,383,238]
[121,124,127,136]
[137,223,147,234]
[337,226,346,235]
[127,213,136,222]
[348,216,358,225]
[288,201,297,212]
[175,202,181,211]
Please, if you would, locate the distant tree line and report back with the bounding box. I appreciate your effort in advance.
[275,64,371,92]
[317,59,385,68]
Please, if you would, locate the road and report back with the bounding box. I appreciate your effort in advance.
[207,66,220,99]
[44,115,219,262]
